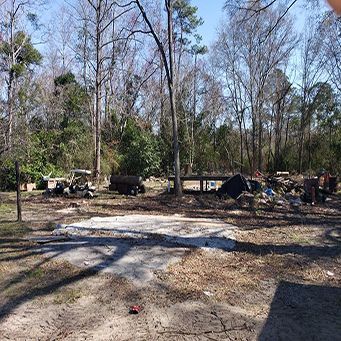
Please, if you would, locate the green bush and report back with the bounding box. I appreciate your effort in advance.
[0,160,17,190]
[101,143,121,178]
[0,158,63,191]
[0,121,92,190]
[120,119,161,178]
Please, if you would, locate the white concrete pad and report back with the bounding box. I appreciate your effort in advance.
[35,215,236,285]
[55,214,236,249]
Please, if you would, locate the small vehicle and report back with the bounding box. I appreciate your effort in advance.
[63,169,96,198]
[43,169,96,199]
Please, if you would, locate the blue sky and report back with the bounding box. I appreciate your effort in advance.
[39,0,224,47]
[191,0,330,47]
[38,0,329,51]
[192,0,226,46]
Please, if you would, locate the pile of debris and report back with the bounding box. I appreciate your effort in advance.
[217,171,338,208]
[259,175,304,207]
[266,176,302,194]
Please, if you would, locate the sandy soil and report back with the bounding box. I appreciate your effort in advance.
[0,188,340,340]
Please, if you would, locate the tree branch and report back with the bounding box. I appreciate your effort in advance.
[134,0,172,86]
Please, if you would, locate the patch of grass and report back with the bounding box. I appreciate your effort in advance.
[28,267,44,279]
[0,222,31,237]
[0,203,15,214]
[21,190,42,198]
[53,288,82,304]
[46,221,57,231]
[291,234,313,245]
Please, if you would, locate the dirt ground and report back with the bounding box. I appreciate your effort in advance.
[0,185,340,340]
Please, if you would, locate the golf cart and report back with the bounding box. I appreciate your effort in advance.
[42,169,96,198]
[63,169,96,198]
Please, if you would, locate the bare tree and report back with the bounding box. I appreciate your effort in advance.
[297,20,325,173]
[319,12,341,92]
[213,3,296,173]
[72,0,135,181]
[135,0,182,195]
[263,68,293,171]
[46,5,75,75]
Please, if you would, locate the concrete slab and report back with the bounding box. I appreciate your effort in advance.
[34,215,237,286]
[54,215,236,249]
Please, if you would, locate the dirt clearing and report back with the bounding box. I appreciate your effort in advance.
[0,189,340,340]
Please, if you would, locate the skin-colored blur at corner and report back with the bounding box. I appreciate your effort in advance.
[326,0,341,14]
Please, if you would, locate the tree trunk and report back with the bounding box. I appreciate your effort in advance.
[7,71,14,150]
[169,85,181,195]
[135,0,182,195]
[94,76,102,182]
[267,106,274,171]
[308,113,312,175]
[298,109,306,174]
[15,161,22,222]
[167,0,182,196]
[258,115,263,171]
[239,121,243,174]
[94,2,102,182]
[7,5,16,151]
[191,52,198,167]
[251,118,256,175]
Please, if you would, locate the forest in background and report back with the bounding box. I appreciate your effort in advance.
[0,0,340,191]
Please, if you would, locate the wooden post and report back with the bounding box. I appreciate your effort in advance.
[15,161,22,222]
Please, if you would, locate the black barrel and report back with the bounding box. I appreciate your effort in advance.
[110,175,143,187]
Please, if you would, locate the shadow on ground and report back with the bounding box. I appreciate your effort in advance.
[259,281,341,340]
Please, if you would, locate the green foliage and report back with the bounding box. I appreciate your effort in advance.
[0,160,17,190]
[173,0,204,49]
[11,63,25,76]
[53,72,90,124]
[158,135,173,175]
[120,119,161,178]
[54,120,94,171]
[0,158,62,191]
[54,72,77,87]
[174,0,204,35]
[15,31,42,66]
[101,144,121,176]
[193,126,217,174]
[0,118,94,190]
[0,130,64,190]
[215,124,240,171]
[0,31,42,77]
[102,111,120,144]
[157,114,174,175]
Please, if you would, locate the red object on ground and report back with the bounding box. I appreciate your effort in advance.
[129,305,142,314]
